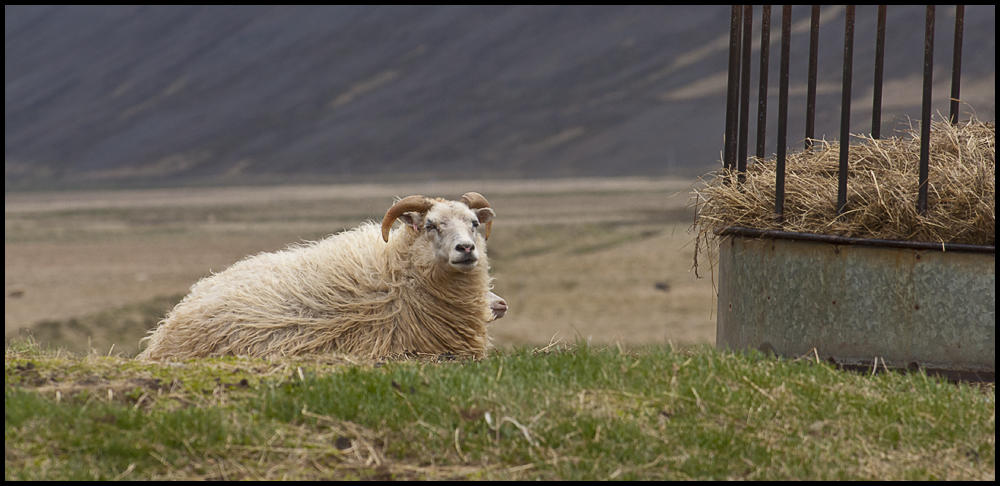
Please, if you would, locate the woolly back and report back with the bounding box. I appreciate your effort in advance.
[138,219,494,360]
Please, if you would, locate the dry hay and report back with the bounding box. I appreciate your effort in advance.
[692,117,995,268]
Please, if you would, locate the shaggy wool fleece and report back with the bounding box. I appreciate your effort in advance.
[137,221,494,360]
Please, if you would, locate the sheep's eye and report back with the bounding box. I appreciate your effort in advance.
[424,222,437,231]
[472,221,480,228]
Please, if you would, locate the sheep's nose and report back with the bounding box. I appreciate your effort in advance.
[456,243,475,253]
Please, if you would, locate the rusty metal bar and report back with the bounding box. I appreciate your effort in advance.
[775,5,791,219]
[756,5,771,159]
[724,5,743,173]
[837,5,855,215]
[871,5,887,139]
[717,226,996,253]
[805,5,820,151]
[950,5,965,124]
[737,5,754,181]
[918,5,935,215]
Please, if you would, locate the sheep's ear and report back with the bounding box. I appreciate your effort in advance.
[474,208,495,225]
[474,208,495,239]
[397,212,425,231]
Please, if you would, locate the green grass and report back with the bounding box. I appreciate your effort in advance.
[4,339,994,480]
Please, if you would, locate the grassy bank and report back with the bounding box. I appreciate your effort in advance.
[5,339,994,480]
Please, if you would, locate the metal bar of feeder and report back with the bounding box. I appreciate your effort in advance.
[724,5,743,173]
[775,5,792,219]
[872,5,887,139]
[738,4,754,180]
[805,5,820,151]
[756,5,771,159]
[918,5,935,215]
[950,5,964,124]
[717,226,996,254]
[837,5,855,215]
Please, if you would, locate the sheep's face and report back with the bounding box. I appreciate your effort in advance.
[399,201,495,273]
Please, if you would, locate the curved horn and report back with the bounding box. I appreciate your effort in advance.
[460,192,493,240]
[381,195,432,242]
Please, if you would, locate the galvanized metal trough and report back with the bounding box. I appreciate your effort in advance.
[716,227,995,381]
[714,7,993,381]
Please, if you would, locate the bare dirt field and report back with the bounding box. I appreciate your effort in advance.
[5,177,717,355]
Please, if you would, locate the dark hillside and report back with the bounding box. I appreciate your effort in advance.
[5,5,995,189]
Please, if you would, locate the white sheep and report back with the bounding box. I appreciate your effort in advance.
[137,192,506,360]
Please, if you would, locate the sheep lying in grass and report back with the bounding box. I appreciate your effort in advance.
[137,192,506,360]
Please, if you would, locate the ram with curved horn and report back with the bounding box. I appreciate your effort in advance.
[138,192,506,360]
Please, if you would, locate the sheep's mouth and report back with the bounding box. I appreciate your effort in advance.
[450,255,478,267]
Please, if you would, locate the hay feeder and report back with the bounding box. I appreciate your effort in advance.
[703,6,994,380]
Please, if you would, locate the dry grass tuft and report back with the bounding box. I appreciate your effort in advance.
[693,118,995,265]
